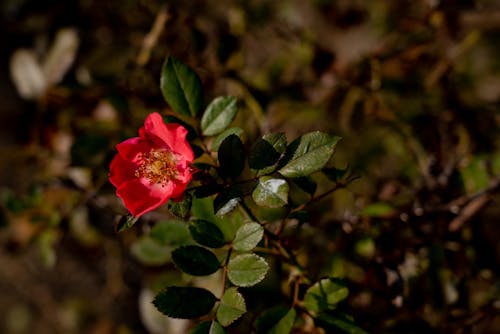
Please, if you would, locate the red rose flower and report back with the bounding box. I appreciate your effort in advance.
[109,112,194,217]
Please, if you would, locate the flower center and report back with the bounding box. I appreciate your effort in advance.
[135,148,178,185]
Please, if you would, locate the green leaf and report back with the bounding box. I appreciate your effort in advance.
[160,56,203,117]
[249,134,286,170]
[290,177,316,195]
[211,127,244,152]
[189,219,226,248]
[232,222,264,252]
[218,134,245,179]
[115,215,138,232]
[172,245,220,276]
[323,166,349,182]
[460,157,490,193]
[150,220,191,246]
[191,197,242,241]
[37,229,58,268]
[279,132,341,178]
[303,278,349,314]
[354,237,375,258]
[264,133,287,154]
[201,96,238,136]
[216,287,247,326]
[214,186,243,217]
[227,253,269,287]
[315,313,368,334]
[189,321,226,334]
[131,236,170,266]
[252,177,289,208]
[361,202,395,217]
[153,286,217,319]
[268,308,296,334]
[168,193,192,219]
[255,306,296,334]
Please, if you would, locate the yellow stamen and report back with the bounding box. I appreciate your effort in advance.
[135,148,178,185]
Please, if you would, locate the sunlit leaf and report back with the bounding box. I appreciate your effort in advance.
[160,56,202,117]
[172,245,220,276]
[216,287,247,326]
[279,132,341,178]
[303,278,349,314]
[232,222,264,251]
[153,286,217,319]
[252,177,289,208]
[227,253,269,287]
[201,96,238,136]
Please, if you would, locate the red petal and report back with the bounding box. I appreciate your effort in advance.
[170,180,189,199]
[116,179,175,217]
[116,137,151,162]
[174,159,193,184]
[142,113,194,161]
[109,154,137,187]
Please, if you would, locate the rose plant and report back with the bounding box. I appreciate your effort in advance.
[110,56,363,333]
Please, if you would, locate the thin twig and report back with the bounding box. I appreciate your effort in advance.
[448,178,499,232]
[239,200,307,275]
[136,6,170,66]
[219,247,232,299]
[291,176,359,213]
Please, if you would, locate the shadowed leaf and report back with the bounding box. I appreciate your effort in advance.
[153,286,217,319]
[172,245,220,276]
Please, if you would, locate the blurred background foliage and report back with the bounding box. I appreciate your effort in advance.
[1,0,499,333]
